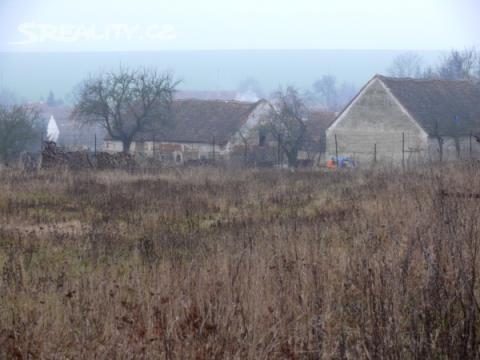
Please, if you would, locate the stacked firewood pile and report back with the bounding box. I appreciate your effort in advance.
[67,151,94,170]
[95,152,136,170]
[41,141,73,169]
[41,142,136,170]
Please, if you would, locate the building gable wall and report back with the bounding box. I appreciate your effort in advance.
[225,101,273,152]
[326,78,428,164]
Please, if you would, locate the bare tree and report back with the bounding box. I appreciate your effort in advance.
[46,90,63,107]
[437,48,479,80]
[236,127,254,167]
[432,121,444,162]
[72,67,178,153]
[313,75,338,110]
[302,136,322,167]
[422,66,437,79]
[337,82,357,108]
[309,75,356,111]
[0,104,39,164]
[267,87,308,168]
[388,52,423,78]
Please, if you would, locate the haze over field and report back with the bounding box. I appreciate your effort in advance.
[0,0,478,101]
[0,50,444,101]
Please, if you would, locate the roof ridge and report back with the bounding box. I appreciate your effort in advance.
[173,98,259,105]
[376,74,478,84]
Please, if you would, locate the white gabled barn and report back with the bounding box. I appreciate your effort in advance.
[326,75,480,164]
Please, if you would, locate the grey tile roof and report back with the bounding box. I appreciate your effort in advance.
[378,75,480,136]
[130,99,265,145]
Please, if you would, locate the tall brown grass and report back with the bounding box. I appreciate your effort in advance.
[1,164,480,358]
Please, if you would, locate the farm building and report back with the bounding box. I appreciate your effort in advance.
[104,99,273,164]
[326,75,480,164]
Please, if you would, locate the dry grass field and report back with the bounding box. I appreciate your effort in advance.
[1,164,480,358]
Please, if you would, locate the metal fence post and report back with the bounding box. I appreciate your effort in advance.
[212,136,216,164]
[94,133,97,156]
[335,134,339,167]
[402,132,405,169]
[278,134,283,166]
[374,143,377,164]
[470,131,473,160]
[153,135,156,158]
[277,137,281,166]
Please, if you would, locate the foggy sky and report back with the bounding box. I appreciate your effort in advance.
[0,0,478,52]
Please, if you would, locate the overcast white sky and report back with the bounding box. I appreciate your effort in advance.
[0,0,478,51]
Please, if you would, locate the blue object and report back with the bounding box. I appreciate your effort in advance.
[337,156,355,168]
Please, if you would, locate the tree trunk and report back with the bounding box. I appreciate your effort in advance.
[286,151,298,168]
[122,139,132,154]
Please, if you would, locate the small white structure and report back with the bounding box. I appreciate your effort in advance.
[47,115,60,142]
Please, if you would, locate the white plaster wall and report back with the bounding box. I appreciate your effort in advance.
[103,140,132,153]
[326,78,428,165]
[225,100,273,154]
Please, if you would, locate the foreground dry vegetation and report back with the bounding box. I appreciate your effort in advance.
[1,164,480,358]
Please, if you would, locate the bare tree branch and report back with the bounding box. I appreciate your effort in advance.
[267,86,308,168]
[72,67,179,153]
[436,48,480,80]
[388,52,423,78]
